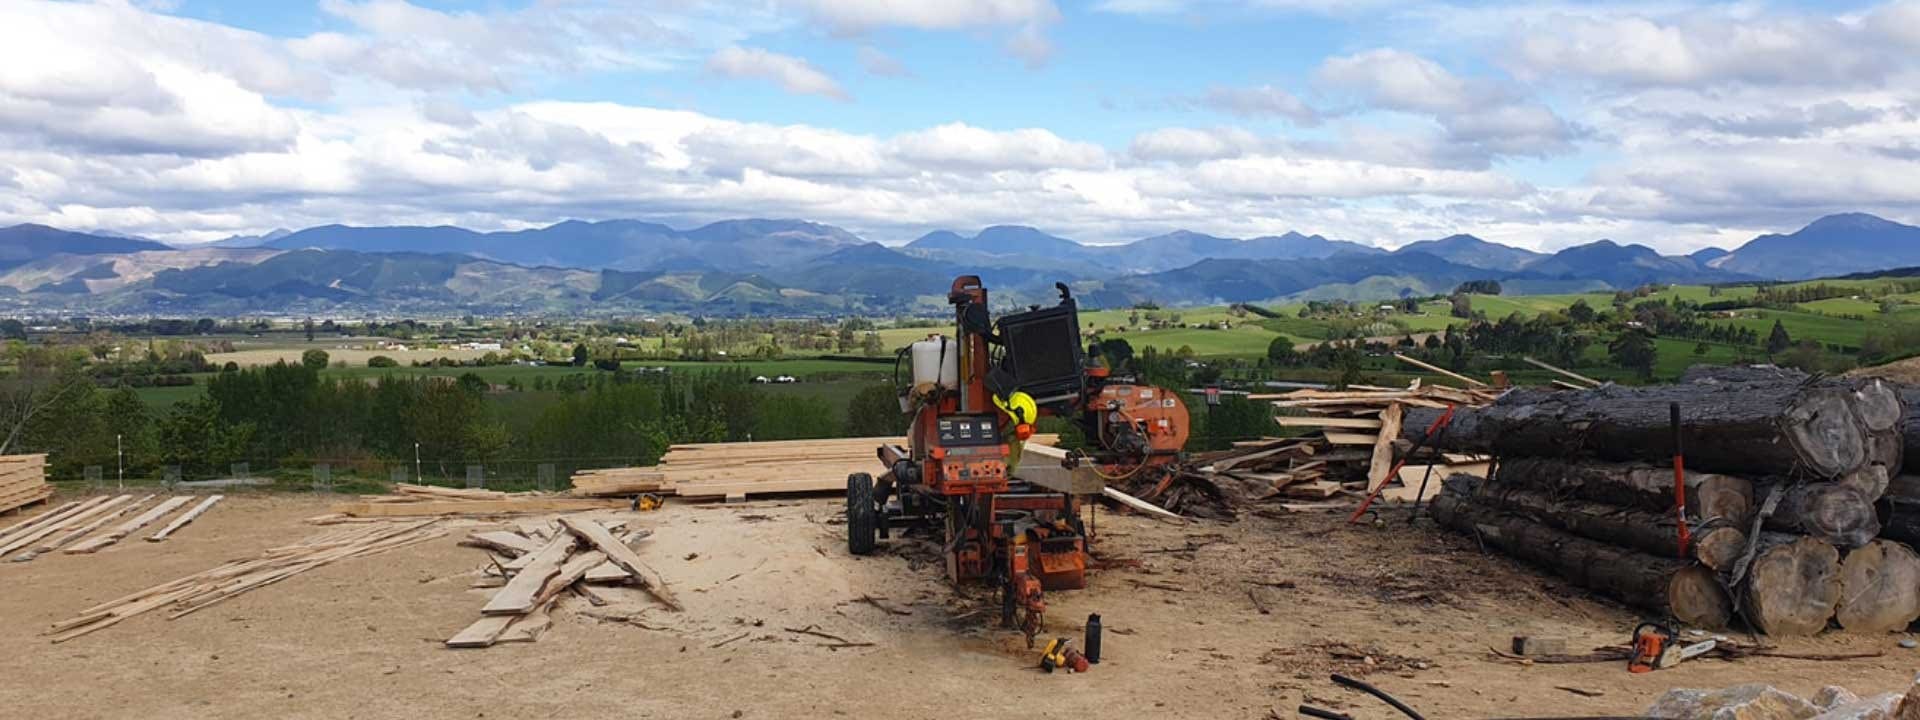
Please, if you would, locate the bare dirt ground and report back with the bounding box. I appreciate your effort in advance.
[2,494,1915,720]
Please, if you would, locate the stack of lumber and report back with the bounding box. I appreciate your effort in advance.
[1108,378,1499,519]
[1420,366,1915,636]
[570,435,1059,501]
[0,494,222,561]
[0,454,50,513]
[327,484,630,519]
[447,515,675,648]
[46,520,445,642]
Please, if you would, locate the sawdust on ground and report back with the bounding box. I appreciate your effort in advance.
[0,494,1915,719]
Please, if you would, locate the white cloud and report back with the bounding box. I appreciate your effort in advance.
[790,0,1059,31]
[706,47,851,101]
[857,46,910,77]
[887,123,1109,171]
[1128,127,1268,163]
[790,0,1059,68]
[1314,49,1577,161]
[1198,85,1320,124]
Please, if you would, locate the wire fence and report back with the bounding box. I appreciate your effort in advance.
[56,456,613,494]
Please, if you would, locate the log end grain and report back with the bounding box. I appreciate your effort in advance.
[1741,535,1842,637]
[1835,540,1920,634]
[1668,565,1733,629]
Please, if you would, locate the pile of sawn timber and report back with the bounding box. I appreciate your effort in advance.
[0,494,222,560]
[448,515,675,648]
[1415,366,1914,636]
[47,520,444,642]
[570,435,1059,501]
[1121,379,1499,519]
[0,454,51,513]
[323,483,631,519]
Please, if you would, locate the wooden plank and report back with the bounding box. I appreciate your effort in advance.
[148,495,222,541]
[1101,486,1185,523]
[1551,379,1587,391]
[0,495,132,556]
[1281,480,1344,499]
[481,533,575,615]
[18,495,154,559]
[460,531,539,557]
[0,497,94,545]
[1274,416,1383,429]
[1325,432,1381,446]
[66,496,193,554]
[331,498,627,517]
[1367,403,1405,492]
[445,614,517,648]
[1393,353,1489,388]
[558,516,680,611]
[1522,356,1605,388]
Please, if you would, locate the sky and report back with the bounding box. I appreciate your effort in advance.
[1,0,1918,253]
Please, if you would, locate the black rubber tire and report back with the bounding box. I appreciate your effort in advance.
[847,473,877,556]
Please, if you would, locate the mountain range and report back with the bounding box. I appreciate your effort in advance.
[0,213,1916,314]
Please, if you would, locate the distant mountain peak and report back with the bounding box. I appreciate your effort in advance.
[1804,212,1899,231]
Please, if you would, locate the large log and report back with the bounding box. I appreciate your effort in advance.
[1903,389,1920,471]
[1877,475,1920,546]
[1490,457,1753,526]
[1406,379,1890,479]
[1834,539,1920,633]
[1754,481,1880,549]
[1466,475,1748,570]
[1428,481,1732,628]
[1739,533,1841,636]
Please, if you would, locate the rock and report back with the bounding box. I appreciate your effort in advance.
[1896,672,1920,720]
[1900,639,1917,649]
[1817,688,1865,711]
[1811,693,1901,720]
[1648,684,1819,720]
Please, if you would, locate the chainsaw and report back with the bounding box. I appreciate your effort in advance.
[1629,622,1716,673]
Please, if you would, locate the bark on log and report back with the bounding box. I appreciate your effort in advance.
[1407,379,1886,479]
[1754,481,1881,549]
[1467,474,1748,570]
[1902,389,1920,473]
[1834,539,1920,633]
[1876,475,1920,546]
[1429,481,1732,628]
[1740,533,1842,637]
[1490,457,1754,526]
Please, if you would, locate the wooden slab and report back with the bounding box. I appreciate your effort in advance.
[149,495,222,541]
[67,496,193,554]
[1367,403,1405,492]
[558,517,680,610]
[332,498,628,517]
[481,534,575,616]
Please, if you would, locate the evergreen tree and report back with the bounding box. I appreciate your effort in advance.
[1765,319,1792,355]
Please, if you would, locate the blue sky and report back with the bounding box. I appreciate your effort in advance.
[1,0,1917,252]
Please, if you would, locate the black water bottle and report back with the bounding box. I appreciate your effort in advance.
[1084,613,1102,664]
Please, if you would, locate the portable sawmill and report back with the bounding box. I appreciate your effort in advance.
[846,275,1190,644]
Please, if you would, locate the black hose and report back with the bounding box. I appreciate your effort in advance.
[1332,674,1426,720]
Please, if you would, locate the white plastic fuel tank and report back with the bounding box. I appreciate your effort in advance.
[910,336,960,390]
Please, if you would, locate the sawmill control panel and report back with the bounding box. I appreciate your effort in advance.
[937,415,1002,447]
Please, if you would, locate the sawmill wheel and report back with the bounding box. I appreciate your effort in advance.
[847,472,878,556]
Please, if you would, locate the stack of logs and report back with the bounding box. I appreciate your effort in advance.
[1418,366,1913,636]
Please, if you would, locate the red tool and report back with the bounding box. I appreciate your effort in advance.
[1348,405,1455,524]
[1670,402,1690,558]
[1628,622,1671,674]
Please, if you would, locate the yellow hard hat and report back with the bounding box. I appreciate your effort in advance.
[994,391,1038,425]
